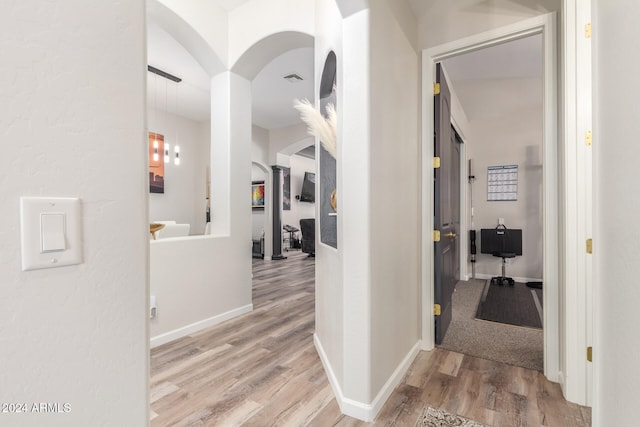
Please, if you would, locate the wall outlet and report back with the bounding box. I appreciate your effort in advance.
[150,295,157,319]
[498,217,504,225]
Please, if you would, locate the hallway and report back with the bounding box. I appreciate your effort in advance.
[150,252,589,426]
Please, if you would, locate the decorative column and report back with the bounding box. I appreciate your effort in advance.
[271,166,286,260]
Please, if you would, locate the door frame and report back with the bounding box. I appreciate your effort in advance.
[421,13,559,378]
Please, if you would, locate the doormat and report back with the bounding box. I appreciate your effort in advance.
[475,280,543,329]
[415,405,488,427]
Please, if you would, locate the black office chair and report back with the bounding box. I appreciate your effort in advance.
[480,225,522,286]
[299,218,315,257]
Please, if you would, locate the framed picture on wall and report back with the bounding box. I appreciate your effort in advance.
[252,181,265,209]
[149,132,165,194]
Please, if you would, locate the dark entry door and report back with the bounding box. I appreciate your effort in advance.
[434,63,459,345]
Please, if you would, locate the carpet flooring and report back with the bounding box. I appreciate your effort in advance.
[438,279,543,371]
[476,281,543,328]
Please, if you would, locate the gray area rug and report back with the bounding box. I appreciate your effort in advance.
[438,279,543,371]
[416,405,488,427]
[476,281,543,328]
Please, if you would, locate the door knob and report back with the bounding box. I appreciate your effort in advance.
[445,232,457,238]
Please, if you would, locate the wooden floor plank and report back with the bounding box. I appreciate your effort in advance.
[150,251,591,426]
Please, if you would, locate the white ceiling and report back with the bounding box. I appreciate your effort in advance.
[442,34,543,121]
[251,48,315,129]
[214,0,253,11]
[147,3,541,128]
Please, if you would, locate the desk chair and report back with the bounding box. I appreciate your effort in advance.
[299,219,315,257]
[480,225,522,286]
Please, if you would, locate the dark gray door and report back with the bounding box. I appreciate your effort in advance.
[434,63,459,345]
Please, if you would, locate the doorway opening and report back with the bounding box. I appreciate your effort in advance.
[433,34,545,371]
[421,13,560,382]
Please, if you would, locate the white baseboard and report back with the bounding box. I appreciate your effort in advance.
[474,273,542,284]
[313,334,346,413]
[367,340,421,420]
[314,333,421,422]
[150,304,253,348]
[558,370,566,394]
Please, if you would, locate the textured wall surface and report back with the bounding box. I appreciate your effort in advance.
[0,1,149,426]
[593,0,640,424]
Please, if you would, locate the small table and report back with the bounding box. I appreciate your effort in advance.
[149,223,165,240]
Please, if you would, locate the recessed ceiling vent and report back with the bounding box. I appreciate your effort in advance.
[283,73,304,83]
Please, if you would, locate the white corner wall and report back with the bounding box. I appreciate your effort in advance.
[148,109,210,235]
[368,0,421,409]
[313,0,345,415]
[315,1,421,421]
[593,1,640,425]
[0,1,148,426]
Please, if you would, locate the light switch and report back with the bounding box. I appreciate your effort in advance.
[20,197,82,271]
[41,213,66,252]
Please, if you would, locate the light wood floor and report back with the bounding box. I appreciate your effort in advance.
[150,250,591,426]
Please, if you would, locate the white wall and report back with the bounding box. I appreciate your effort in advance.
[317,0,421,418]
[0,1,148,425]
[155,0,229,69]
[593,1,640,425]
[416,0,559,49]
[468,104,543,281]
[368,0,421,405]
[252,125,270,165]
[269,123,315,164]
[313,0,345,411]
[150,236,252,345]
[228,0,315,69]
[148,109,210,234]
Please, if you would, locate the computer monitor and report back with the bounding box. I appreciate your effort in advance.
[480,228,522,256]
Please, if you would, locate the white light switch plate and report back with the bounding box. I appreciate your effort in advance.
[20,197,82,271]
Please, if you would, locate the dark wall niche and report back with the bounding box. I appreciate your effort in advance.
[319,51,337,249]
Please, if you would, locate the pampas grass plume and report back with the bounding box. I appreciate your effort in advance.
[294,98,337,159]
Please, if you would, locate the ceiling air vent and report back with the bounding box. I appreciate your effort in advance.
[283,73,304,83]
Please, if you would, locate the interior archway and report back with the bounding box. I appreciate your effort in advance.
[231,31,314,81]
[147,0,226,77]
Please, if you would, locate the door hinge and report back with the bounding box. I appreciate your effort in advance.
[585,22,592,39]
[433,82,441,95]
[586,238,593,254]
[433,230,441,242]
[585,130,592,146]
[434,304,441,316]
[433,157,441,169]
[587,346,593,362]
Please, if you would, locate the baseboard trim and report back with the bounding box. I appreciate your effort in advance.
[150,304,253,348]
[558,370,566,395]
[475,273,543,284]
[314,333,421,422]
[367,340,421,420]
[313,333,346,413]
